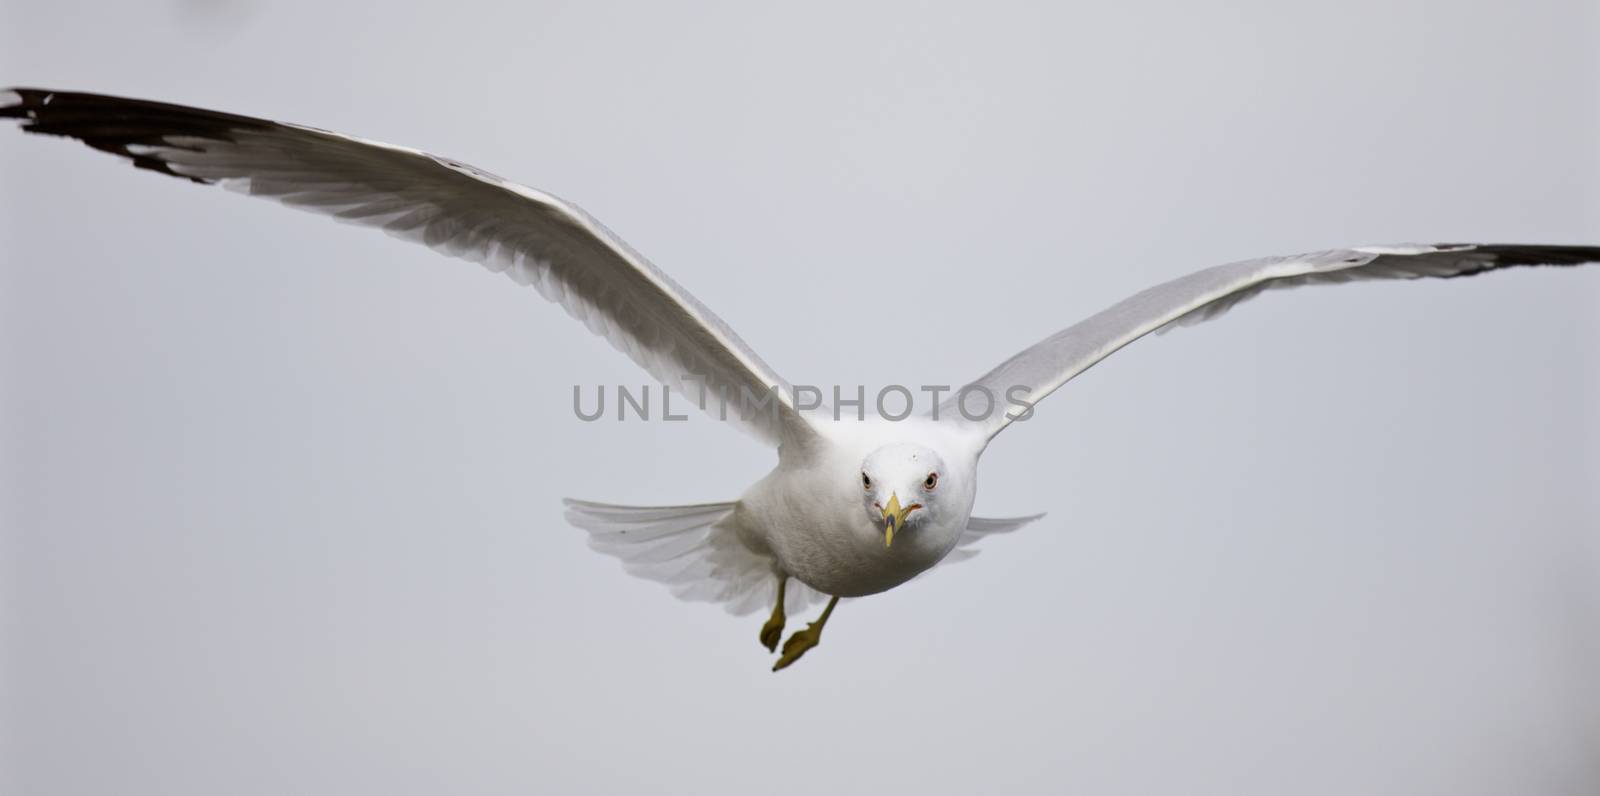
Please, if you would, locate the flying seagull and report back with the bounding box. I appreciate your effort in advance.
[6,88,1596,671]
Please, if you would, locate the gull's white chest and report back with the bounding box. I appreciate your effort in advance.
[733,488,955,597]
[731,432,974,597]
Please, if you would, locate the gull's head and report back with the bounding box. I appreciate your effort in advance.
[860,443,947,548]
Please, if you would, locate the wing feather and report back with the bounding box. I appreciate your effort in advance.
[947,244,1600,441]
[2,88,811,446]
[565,499,829,616]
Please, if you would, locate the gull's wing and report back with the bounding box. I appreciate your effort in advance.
[564,499,831,616]
[937,513,1047,566]
[1,88,811,446]
[946,244,1600,442]
[909,513,1047,585]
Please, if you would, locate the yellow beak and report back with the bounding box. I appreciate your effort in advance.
[881,493,918,548]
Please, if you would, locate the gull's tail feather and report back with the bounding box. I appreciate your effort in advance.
[564,498,827,616]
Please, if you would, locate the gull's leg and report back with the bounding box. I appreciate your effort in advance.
[759,575,788,652]
[772,595,839,672]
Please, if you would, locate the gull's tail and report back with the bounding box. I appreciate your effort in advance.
[563,498,828,616]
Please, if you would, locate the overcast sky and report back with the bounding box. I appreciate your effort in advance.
[3,1,1598,794]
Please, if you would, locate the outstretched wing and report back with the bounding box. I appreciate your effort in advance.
[1,88,812,446]
[945,244,1600,441]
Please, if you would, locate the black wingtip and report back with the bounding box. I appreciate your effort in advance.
[0,87,42,119]
[1435,243,1600,278]
[2,87,277,185]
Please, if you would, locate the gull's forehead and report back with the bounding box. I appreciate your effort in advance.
[863,443,942,473]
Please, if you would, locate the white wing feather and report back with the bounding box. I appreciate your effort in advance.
[946,244,1600,441]
[565,499,830,615]
[931,513,1047,569]
[1,88,811,446]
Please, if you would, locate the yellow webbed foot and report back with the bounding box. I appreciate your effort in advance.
[772,623,823,671]
[759,605,786,652]
[760,575,789,652]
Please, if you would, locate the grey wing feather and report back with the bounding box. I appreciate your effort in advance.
[1,88,811,446]
[946,243,1600,442]
[958,513,1047,545]
[565,499,829,616]
[933,513,1047,569]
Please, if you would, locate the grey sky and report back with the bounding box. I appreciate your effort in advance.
[3,1,1598,794]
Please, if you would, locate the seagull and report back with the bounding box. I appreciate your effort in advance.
[6,88,1597,671]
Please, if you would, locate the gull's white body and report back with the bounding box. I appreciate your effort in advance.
[733,417,981,598]
[5,88,1596,631]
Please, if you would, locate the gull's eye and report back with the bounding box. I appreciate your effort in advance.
[923,472,938,491]
[862,473,872,491]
